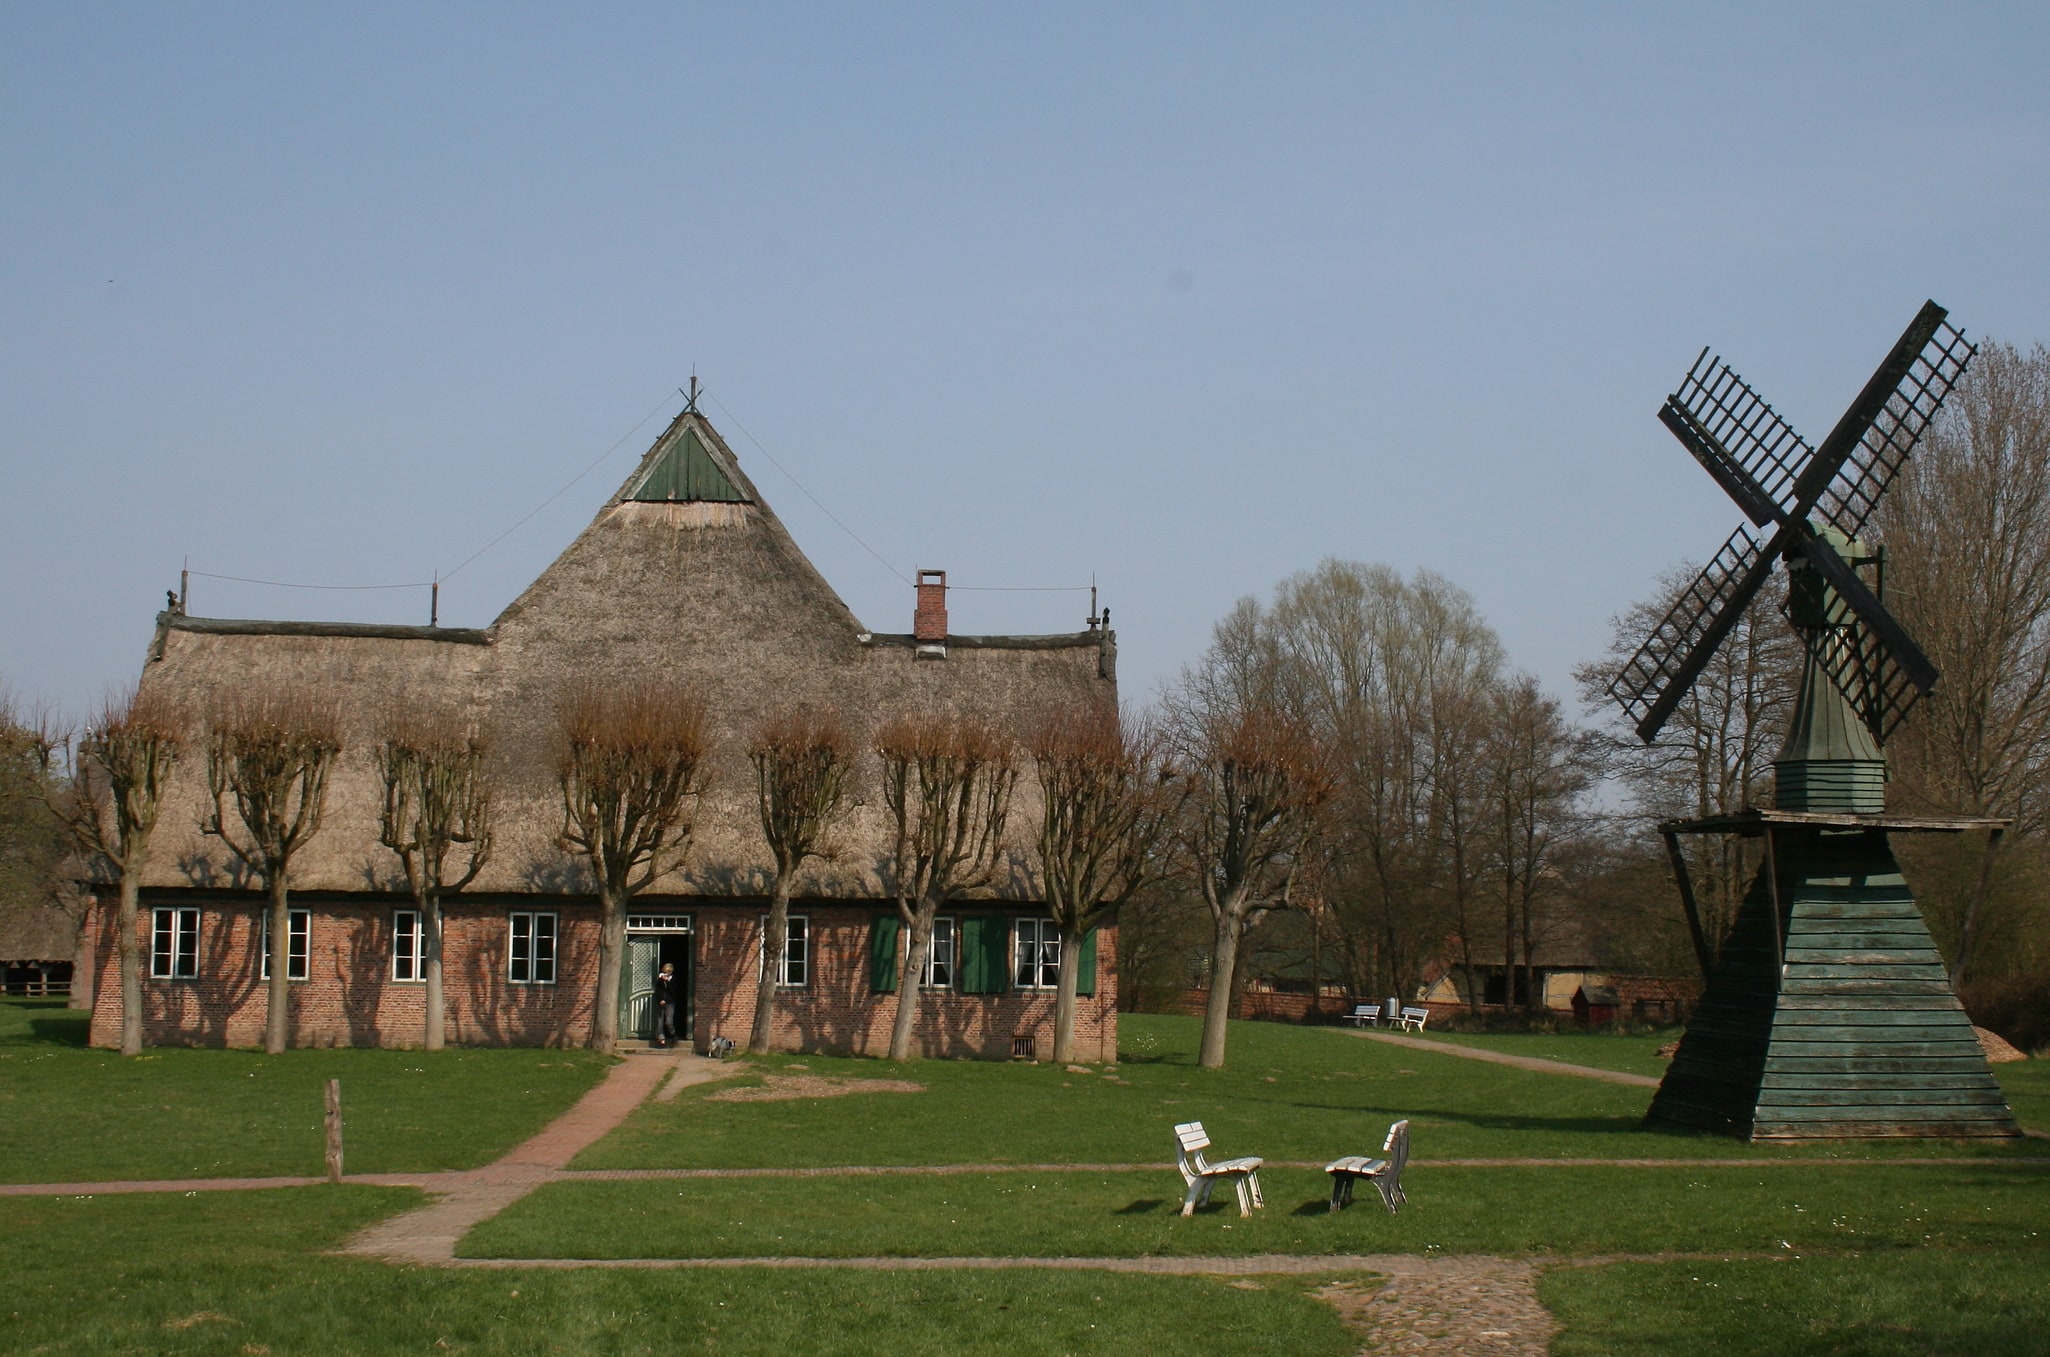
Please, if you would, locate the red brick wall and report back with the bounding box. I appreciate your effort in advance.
[86,896,1118,1060]
[693,907,1118,1061]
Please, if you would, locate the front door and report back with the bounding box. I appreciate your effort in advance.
[620,936,661,1040]
[618,929,695,1044]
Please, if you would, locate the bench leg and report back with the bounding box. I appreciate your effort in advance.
[1182,1177,1211,1217]
[1328,1172,1355,1212]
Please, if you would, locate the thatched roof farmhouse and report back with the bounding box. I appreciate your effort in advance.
[89,408,1120,1056]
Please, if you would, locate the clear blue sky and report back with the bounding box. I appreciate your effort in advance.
[5,3,2048,718]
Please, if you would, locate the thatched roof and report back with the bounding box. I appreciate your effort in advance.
[135,411,1116,898]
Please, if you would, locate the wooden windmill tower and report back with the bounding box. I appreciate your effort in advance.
[1609,301,2021,1140]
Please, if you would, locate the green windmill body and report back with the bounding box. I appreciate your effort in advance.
[1611,303,2020,1141]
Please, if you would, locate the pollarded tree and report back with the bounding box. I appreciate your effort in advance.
[1171,703,1329,1070]
[748,707,852,1055]
[1030,705,1180,1064]
[202,693,342,1055]
[377,707,493,1051]
[49,688,185,1054]
[557,681,711,1054]
[875,713,1019,1063]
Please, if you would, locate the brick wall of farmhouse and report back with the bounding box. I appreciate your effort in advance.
[690,906,1118,1063]
[85,897,1117,1060]
[85,897,603,1049]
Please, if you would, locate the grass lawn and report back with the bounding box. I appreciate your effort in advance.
[573,1014,2043,1171]
[0,1190,1360,1356]
[1544,1251,2050,1357]
[464,1162,2050,1260]
[0,996,613,1182]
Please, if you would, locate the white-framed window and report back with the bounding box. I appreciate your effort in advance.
[150,907,199,979]
[758,914,809,988]
[923,916,956,988]
[1014,917,1060,989]
[509,911,557,985]
[259,909,311,981]
[626,913,693,933]
[392,909,424,982]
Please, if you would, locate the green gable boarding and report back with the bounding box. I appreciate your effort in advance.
[621,425,750,504]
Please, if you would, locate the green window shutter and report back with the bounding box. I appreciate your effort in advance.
[870,914,900,993]
[958,915,1010,995]
[1077,927,1098,998]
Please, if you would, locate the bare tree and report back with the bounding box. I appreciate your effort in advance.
[1266,561,1504,1006]
[1029,705,1181,1064]
[1876,339,2050,986]
[875,713,1018,1063]
[1577,565,1798,967]
[748,707,852,1055]
[377,706,493,1051]
[1170,703,1328,1070]
[556,681,711,1054]
[1,698,77,1007]
[1483,676,1590,1012]
[202,693,342,1054]
[42,689,185,1053]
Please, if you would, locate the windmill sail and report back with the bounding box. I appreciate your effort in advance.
[1660,352,1812,527]
[1814,309,1976,539]
[1607,526,1775,742]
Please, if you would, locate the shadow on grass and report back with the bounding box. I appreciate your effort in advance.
[1288,1199,1330,1217]
[29,1015,90,1048]
[0,1000,89,1049]
[1116,1199,1168,1214]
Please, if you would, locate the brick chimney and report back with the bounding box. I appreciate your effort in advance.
[914,569,948,654]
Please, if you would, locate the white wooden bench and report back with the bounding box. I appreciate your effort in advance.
[1324,1118,1409,1213]
[1173,1121,1265,1217]
[1397,1005,1430,1032]
[1341,1003,1381,1028]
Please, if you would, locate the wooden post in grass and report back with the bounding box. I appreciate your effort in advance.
[324,1079,343,1183]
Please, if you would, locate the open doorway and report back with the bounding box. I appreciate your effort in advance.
[618,916,694,1047]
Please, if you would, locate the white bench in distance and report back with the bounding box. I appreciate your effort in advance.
[1324,1118,1409,1213]
[1398,1005,1431,1032]
[1173,1121,1265,1218]
[1341,1003,1381,1028]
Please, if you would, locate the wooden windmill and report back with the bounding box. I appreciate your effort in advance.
[1609,301,2020,1140]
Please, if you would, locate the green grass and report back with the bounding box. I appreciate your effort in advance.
[1403,1027,1680,1078]
[464,1162,2050,1260]
[0,996,613,1182]
[0,1191,1360,1356]
[574,1013,2042,1170]
[1544,1251,2050,1356]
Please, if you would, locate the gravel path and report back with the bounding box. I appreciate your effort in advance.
[1332,1028,1663,1087]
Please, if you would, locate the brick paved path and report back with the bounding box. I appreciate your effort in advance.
[342,1050,735,1265]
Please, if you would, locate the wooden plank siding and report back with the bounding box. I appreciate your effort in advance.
[1646,828,2020,1141]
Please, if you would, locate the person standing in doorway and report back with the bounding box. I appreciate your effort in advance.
[654,962,680,1048]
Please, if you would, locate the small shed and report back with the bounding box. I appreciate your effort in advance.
[1571,984,1619,1028]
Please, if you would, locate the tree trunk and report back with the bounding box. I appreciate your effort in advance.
[119,877,143,1055]
[590,885,626,1053]
[887,905,936,1062]
[1198,910,1243,1069]
[69,905,93,1011]
[1051,926,1083,1065]
[423,893,445,1051]
[750,874,794,1055]
[264,873,291,1055]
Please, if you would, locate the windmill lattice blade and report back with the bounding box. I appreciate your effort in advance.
[1786,534,1940,742]
[1816,309,1977,539]
[1608,526,1775,742]
[1664,351,1813,527]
